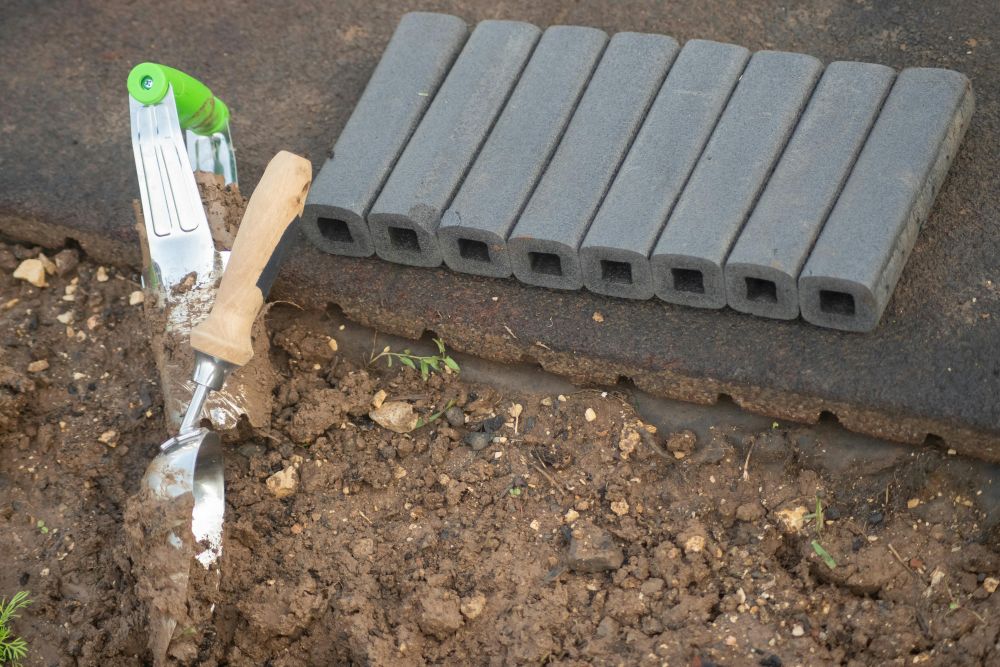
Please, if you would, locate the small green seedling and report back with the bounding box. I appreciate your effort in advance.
[804,496,836,569]
[0,591,31,666]
[802,496,825,536]
[35,520,47,535]
[811,540,837,570]
[370,338,460,380]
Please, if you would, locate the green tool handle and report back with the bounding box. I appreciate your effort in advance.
[127,62,231,135]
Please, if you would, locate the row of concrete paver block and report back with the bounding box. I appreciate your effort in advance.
[301,12,974,332]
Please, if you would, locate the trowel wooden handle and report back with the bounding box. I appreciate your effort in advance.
[190,151,312,366]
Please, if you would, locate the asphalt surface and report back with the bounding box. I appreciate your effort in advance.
[1,1,997,457]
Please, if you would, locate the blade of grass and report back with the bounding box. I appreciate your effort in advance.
[812,540,837,570]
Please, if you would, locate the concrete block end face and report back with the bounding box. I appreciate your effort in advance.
[651,255,726,309]
[798,275,879,332]
[300,204,374,258]
[509,237,584,290]
[438,222,512,278]
[724,263,798,320]
[579,247,654,300]
[368,213,443,268]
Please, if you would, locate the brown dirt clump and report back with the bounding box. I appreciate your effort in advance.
[2,238,1000,666]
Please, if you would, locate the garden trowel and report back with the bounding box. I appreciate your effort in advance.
[141,149,311,567]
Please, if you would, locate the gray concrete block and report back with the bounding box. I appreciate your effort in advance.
[651,50,823,308]
[508,32,679,290]
[579,39,749,299]
[368,20,541,267]
[438,26,608,278]
[300,13,468,257]
[725,61,896,319]
[799,68,975,332]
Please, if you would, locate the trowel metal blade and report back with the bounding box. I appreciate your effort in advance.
[142,428,225,568]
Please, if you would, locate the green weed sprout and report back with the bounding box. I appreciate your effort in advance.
[370,338,460,380]
[0,591,31,666]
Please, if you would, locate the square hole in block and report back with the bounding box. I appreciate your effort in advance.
[458,238,490,263]
[600,260,633,285]
[820,290,855,316]
[317,217,354,244]
[745,277,777,303]
[388,226,420,252]
[671,268,704,294]
[529,252,562,276]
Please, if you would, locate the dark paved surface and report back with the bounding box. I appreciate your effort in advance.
[1,1,998,456]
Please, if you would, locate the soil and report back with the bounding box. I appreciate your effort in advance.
[3,237,1000,666]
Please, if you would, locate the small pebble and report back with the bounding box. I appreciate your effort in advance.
[564,509,580,523]
[557,395,567,402]
[444,406,466,428]
[53,249,79,276]
[584,408,597,422]
[566,520,623,573]
[95,266,109,282]
[13,259,47,287]
[327,337,339,352]
[540,397,553,407]
[984,577,999,594]
[684,535,706,554]
[791,624,804,637]
[128,290,145,306]
[463,431,491,451]
[460,593,486,620]
[266,466,298,498]
[371,389,387,409]
[592,311,604,323]
[98,430,118,447]
[610,499,629,516]
[56,311,74,324]
[27,360,49,373]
